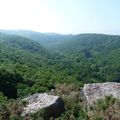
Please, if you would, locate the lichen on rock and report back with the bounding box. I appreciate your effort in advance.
[83,82,120,105]
[22,93,65,119]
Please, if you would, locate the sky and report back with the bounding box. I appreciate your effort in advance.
[0,0,120,34]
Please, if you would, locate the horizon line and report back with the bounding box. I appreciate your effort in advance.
[0,28,120,36]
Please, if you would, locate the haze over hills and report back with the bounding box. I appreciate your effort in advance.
[0,29,72,47]
[1,29,120,55]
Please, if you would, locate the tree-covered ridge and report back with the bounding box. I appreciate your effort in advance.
[1,30,120,55]
[0,33,57,99]
[47,34,120,55]
[0,32,49,56]
[0,30,72,47]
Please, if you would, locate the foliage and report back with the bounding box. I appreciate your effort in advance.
[88,95,120,120]
[0,31,120,119]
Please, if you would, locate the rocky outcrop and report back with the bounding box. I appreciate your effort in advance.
[83,82,120,105]
[22,93,65,119]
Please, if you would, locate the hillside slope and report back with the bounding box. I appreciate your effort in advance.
[0,32,48,55]
[0,29,72,47]
[1,30,120,55]
[0,33,54,98]
[51,34,120,54]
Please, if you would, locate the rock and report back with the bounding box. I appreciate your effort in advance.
[83,82,120,105]
[22,93,65,119]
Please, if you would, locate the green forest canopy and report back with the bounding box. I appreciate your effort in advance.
[0,30,120,119]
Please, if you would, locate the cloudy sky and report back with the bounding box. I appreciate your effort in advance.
[0,0,120,34]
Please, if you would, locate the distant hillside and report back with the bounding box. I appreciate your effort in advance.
[1,30,120,56]
[49,34,120,55]
[0,32,48,55]
[0,29,72,47]
[0,33,50,66]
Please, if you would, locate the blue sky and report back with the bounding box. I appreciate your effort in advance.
[0,0,120,34]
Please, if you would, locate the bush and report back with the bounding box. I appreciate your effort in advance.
[88,95,120,120]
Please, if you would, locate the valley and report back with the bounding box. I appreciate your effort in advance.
[0,30,120,120]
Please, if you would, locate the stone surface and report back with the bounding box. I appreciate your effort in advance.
[83,82,120,105]
[22,93,65,119]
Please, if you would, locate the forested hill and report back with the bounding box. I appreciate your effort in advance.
[49,34,120,54]
[0,30,120,90]
[0,32,49,56]
[0,29,72,47]
[0,30,120,119]
[0,32,56,99]
[1,30,120,55]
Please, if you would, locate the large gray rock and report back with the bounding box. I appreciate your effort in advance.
[83,82,120,105]
[22,93,65,119]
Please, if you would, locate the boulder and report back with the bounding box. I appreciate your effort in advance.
[22,93,65,119]
[83,82,120,105]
